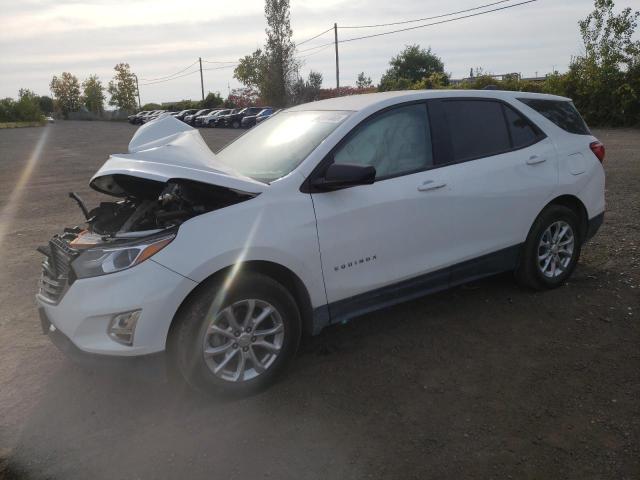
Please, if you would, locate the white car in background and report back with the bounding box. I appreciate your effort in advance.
[36,90,605,395]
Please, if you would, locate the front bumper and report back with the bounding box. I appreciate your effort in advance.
[40,308,167,381]
[36,258,197,357]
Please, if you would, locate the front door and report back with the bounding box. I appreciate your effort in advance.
[310,102,452,315]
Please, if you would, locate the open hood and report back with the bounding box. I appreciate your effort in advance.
[90,115,266,196]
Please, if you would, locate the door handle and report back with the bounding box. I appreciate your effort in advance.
[526,155,546,165]
[417,180,446,192]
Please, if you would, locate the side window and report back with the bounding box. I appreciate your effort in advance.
[518,98,590,135]
[333,104,433,179]
[503,104,542,148]
[440,100,511,162]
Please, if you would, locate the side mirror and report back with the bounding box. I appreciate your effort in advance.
[312,163,376,191]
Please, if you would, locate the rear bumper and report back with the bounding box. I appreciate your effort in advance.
[40,308,168,382]
[585,212,604,242]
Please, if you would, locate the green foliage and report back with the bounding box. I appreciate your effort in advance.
[564,0,640,126]
[82,74,105,114]
[411,72,450,90]
[356,72,373,89]
[50,72,82,117]
[141,103,162,111]
[162,100,201,111]
[0,90,44,122]
[38,96,54,114]
[15,89,43,121]
[0,98,14,122]
[226,87,261,108]
[234,0,298,106]
[379,45,445,91]
[291,70,323,104]
[376,0,639,127]
[202,91,224,109]
[107,63,138,113]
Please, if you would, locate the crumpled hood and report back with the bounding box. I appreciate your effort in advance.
[90,115,266,196]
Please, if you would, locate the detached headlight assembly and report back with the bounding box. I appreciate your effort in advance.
[72,233,175,279]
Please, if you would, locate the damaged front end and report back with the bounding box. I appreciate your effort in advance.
[37,115,263,304]
[37,178,255,304]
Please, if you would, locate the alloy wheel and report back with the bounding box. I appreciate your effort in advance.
[202,299,285,382]
[537,220,575,278]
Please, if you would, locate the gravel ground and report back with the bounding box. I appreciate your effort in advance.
[0,121,638,480]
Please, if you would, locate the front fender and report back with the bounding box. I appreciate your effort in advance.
[151,189,327,309]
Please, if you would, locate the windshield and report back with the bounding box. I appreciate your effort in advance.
[215,110,351,182]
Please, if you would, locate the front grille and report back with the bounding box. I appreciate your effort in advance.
[38,236,78,304]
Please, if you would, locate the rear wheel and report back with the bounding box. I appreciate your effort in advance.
[232,120,240,129]
[516,205,581,290]
[174,273,301,396]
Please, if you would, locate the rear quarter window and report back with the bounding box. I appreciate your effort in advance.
[518,98,590,135]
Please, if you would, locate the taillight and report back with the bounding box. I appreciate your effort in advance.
[590,141,605,163]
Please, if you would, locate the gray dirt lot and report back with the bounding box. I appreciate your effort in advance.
[0,121,638,480]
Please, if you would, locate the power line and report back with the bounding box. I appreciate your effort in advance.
[202,64,238,71]
[339,0,515,29]
[139,60,199,82]
[298,0,536,53]
[201,59,237,64]
[298,44,333,59]
[140,69,200,86]
[296,26,334,46]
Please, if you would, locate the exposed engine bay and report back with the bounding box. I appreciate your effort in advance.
[65,176,255,249]
[37,114,263,303]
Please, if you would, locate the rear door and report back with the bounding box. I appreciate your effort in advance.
[427,98,557,279]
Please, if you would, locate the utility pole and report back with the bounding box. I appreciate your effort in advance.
[199,57,205,102]
[133,74,141,109]
[334,23,340,96]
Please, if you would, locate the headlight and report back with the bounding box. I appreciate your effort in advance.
[72,233,175,279]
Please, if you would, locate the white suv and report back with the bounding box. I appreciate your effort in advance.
[36,90,605,395]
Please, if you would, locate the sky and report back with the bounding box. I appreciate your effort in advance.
[0,0,637,105]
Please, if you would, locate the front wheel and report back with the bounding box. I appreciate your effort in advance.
[516,205,582,290]
[232,120,240,129]
[173,273,301,396]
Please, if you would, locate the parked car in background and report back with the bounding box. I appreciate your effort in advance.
[128,111,149,124]
[195,109,222,127]
[184,109,212,126]
[35,90,605,395]
[241,107,273,128]
[141,110,167,124]
[174,109,198,122]
[210,109,240,128]
[256,108,281,124]
[45,116,55,123]
[222,106,265,128]
[201,109,232,127]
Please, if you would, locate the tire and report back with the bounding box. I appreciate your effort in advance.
[516,204,582,290]
[232,120,240,129]
[173,272,301,396]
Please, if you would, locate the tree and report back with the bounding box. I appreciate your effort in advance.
[356,72,373,89]
[11,89,43,121]
[226,87,261,108]
[291,70,323,104]
[379,45,445,91]
[565,0,640,125]
[234,0,298,106]
[203,91,224,109]
[82,74,105,115]
[235,49,268,90]
[141,103,162,111]
[38,96,54,114]
[50,72,82,117]
[107,63,138,112]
